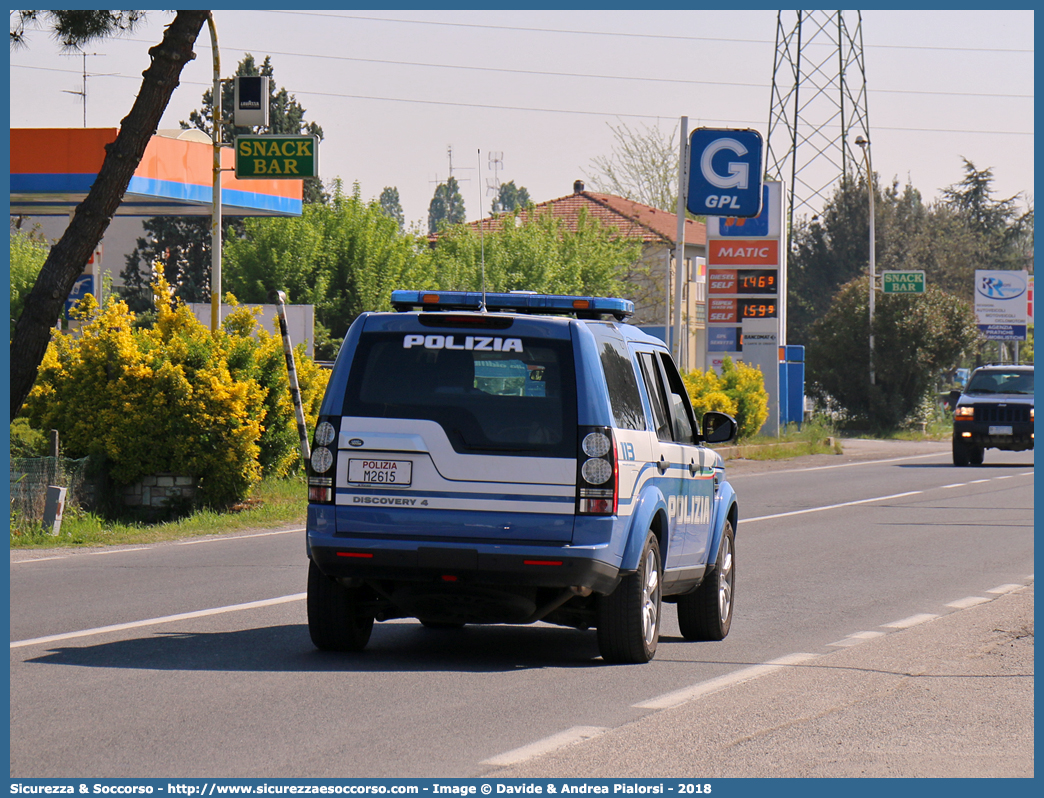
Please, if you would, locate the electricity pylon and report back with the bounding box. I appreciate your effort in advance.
[766,10,872,227]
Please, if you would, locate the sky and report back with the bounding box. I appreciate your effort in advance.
[8,8,1035,230]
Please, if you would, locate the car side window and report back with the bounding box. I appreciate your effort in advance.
[658,352,697,445]
[637,352,673,441]
[596,337,646,431]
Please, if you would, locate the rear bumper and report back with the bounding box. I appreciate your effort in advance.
[310,542,621,594]
[307,504,622,594]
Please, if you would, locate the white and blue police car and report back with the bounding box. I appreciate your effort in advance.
[306,290,739,663]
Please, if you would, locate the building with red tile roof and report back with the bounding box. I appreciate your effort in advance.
[460,180,709,370]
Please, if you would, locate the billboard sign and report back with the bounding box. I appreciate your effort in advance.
[974,270,1029,340]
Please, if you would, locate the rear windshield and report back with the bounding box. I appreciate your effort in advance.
[965,370,1034,395]
[342,331,577,457]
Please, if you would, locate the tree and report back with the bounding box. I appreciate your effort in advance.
[806,278,981,430]
[942,158,1033,275]
[223,181,434,359]
[582,121,679,211]
[493,181,531,214]
[120,53,328,310]
[379,187,405,230]
[10,10,211,420]
[428,206,639,297]
[428,176,466,234]
[120,216,212,312]
[10,228,50,338]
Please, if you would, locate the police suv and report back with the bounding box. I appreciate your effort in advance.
[306,290,739,663]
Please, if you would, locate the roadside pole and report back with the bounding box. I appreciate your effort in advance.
[673,116,689,363]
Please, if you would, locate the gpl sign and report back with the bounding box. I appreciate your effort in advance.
[687,128,764,217]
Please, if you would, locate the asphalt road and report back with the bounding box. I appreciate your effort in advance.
[9,439,1034,778]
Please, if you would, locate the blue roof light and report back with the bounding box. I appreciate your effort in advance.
[390,290,634,320]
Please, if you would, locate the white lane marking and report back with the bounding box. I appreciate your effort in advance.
[881,613,938,629]
[941,483,964,489]
[946,596,992,609]
[10,593,306,650]
[632,653,819,710]
[987,584,1023,594]
[743,491,922,523]
[480,726,607,767]
[12,547,152,565]
[827,631,886,647]
[11,528,304,565]
[968,479,991,484]
[177,528,304,545]
[731,451,950,478]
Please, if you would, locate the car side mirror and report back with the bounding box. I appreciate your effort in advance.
[702,411,738,444]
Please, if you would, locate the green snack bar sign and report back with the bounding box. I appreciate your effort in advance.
[882,270,925,294]
[235,135,319,179]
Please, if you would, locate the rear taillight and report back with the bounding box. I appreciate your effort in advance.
[577,426,617,515]
[308,416,339,504]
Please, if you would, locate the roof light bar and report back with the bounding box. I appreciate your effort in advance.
[390,290,634,319]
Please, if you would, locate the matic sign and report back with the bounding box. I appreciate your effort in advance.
[687,128,764,217]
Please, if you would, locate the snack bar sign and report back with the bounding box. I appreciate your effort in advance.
[235,135,319,179]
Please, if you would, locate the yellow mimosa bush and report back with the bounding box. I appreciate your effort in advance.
[682,356,769,440]
[23,270,327,508]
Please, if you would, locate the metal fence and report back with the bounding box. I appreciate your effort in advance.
[10,456,93,522]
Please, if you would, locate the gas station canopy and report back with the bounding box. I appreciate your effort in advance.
[10,128,303,217]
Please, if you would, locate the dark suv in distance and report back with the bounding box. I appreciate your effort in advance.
[952,364,1034,466]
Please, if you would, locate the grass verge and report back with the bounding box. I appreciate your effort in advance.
[10,475,308,550]
[718,417,843,460]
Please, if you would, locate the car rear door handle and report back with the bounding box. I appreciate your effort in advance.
[689,458,698,476]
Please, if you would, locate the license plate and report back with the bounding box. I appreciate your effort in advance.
[348,459,413,486]
[989,425,1013,436]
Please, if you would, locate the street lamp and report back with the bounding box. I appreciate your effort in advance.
[854,136,875,386]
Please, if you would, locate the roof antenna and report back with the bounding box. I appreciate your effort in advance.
[478,148,487,312]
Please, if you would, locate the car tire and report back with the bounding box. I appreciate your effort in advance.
[307,559,374,652]
[969,445,984,466]
[677,520,735,641]
[953,438,972,466]
[597,530,662,664]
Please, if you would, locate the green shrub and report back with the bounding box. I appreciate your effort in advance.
[682,356,769,440]
[10,419,48,458]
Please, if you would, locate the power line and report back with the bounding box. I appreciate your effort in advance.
[10,63,1033,137]
[12,56,1033,102]
[10,62,1035,136]
[260,10,1035,54]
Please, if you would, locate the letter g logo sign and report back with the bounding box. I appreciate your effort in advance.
[700,138,750,189]
[687,127,764,218]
